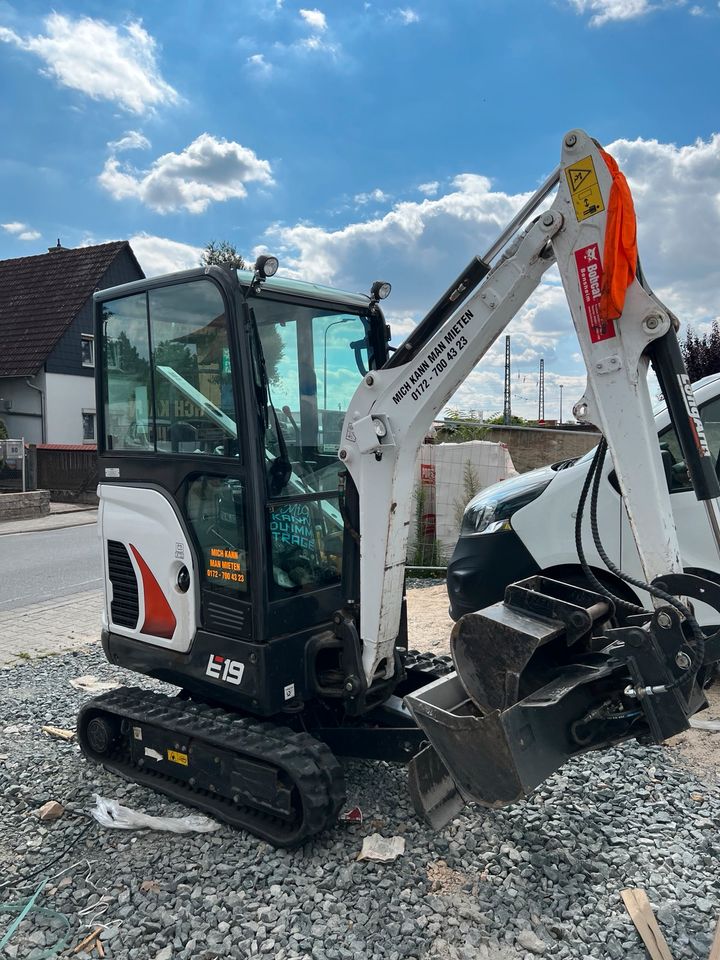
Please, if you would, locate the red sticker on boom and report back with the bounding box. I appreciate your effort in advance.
[574,244,616,343]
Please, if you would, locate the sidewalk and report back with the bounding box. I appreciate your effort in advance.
[0,589,103,666]
[0,505,97,536]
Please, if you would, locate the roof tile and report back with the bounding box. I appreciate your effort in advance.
[0,242,141,377]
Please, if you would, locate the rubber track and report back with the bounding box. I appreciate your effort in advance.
[78,687,346,848]
[403,649,454,677]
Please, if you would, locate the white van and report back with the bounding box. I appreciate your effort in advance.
[448,373,720,628]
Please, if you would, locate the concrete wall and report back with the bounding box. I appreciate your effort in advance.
[0,490,49,521]
[0,374,45,445]
[483,424,600,473]
[45,373,96,444]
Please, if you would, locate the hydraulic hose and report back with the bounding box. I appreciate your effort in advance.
[587,439,705,691]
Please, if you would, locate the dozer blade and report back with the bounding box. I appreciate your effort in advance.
[404,575,708,824]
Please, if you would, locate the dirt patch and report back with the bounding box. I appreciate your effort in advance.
[665,683,720,786]
[406,582,720,786]
[427,859,486,894]
[406,583,453,654]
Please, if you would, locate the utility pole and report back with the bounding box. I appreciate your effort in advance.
[503,335,511,426]
[559,384,564,425]
[538,358,545,423]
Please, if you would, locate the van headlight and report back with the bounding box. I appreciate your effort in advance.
[460,470,554,536]
[461,502,512,535]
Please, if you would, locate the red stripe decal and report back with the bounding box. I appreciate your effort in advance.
[129,545,177,640]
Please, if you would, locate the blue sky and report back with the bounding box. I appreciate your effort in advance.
[1,0,719,418]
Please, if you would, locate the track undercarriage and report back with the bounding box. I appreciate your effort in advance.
[77,651,453,847]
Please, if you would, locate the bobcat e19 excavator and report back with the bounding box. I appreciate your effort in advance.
[78,130,720,846]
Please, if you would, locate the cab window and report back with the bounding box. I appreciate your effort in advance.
[253,297,372,596]
[659,396,720,492]
[101,280,238,457]
[149,283,237,457]
[101,293,153,452]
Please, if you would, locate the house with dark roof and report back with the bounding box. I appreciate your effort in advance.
[0,241,144,444]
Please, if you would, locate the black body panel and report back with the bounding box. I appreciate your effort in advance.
[447,527,540,620]
[102,625,322,716]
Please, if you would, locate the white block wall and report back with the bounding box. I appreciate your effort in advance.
[408,440,517,560]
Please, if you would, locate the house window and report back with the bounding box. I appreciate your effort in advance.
[81,335,95,368]
[82,410,96,442]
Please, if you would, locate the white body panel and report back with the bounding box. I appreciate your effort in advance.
[99,483,198,653]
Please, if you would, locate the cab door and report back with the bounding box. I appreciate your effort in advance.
[98,275,254,651]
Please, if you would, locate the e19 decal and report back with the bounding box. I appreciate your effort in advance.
[205,654,245,685]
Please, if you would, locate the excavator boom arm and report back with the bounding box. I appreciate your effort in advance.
[342,129,715,686]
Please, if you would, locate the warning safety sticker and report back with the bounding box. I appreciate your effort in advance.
[574,244,616,343]
[565,155,605,222]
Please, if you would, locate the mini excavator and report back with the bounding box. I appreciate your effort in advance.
[78,130,720,845]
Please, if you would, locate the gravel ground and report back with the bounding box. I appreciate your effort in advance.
[0,589,719,960]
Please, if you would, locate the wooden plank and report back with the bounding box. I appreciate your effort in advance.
[621,888,675,960]
[708,916,720,960]
[71,928,103,955]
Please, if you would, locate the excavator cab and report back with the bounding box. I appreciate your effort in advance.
[95,264,398,717]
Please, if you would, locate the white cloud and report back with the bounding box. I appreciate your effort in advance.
[128,233,203,276]
[606,133,720,328]
[262,133,720,417]
[0,14,178,114]
[354,188,390,205]
[299,8,327,31]
[2,221,40,241]
[263,172,521,296]
[99,133,274,214]
[418,181,440,196]
[296,7,338,55]
[247,53,272,75]
[396,8,420,24]
[567,0,651,25]
[567,0,687,25]
[107,130,151,153]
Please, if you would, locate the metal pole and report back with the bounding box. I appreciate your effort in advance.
[21,436,26,492]
[503,336,512,425]
[559,385,564,424]
[482,166,560,264]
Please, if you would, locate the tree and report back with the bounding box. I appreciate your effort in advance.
[201,240,247,270]
[438,409,488,443]
[681,321,720,383]
[201,240,285,385]
[484,412,527,426]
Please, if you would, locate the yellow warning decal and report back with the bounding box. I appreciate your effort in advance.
[565,155,605,222]
[167,749,189,766]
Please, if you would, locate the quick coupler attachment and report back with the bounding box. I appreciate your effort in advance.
[404,575,711,828]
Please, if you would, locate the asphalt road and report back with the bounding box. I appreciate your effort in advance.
[0,523,102,611]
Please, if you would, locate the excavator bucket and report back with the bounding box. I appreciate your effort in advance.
[404,576,706,827]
